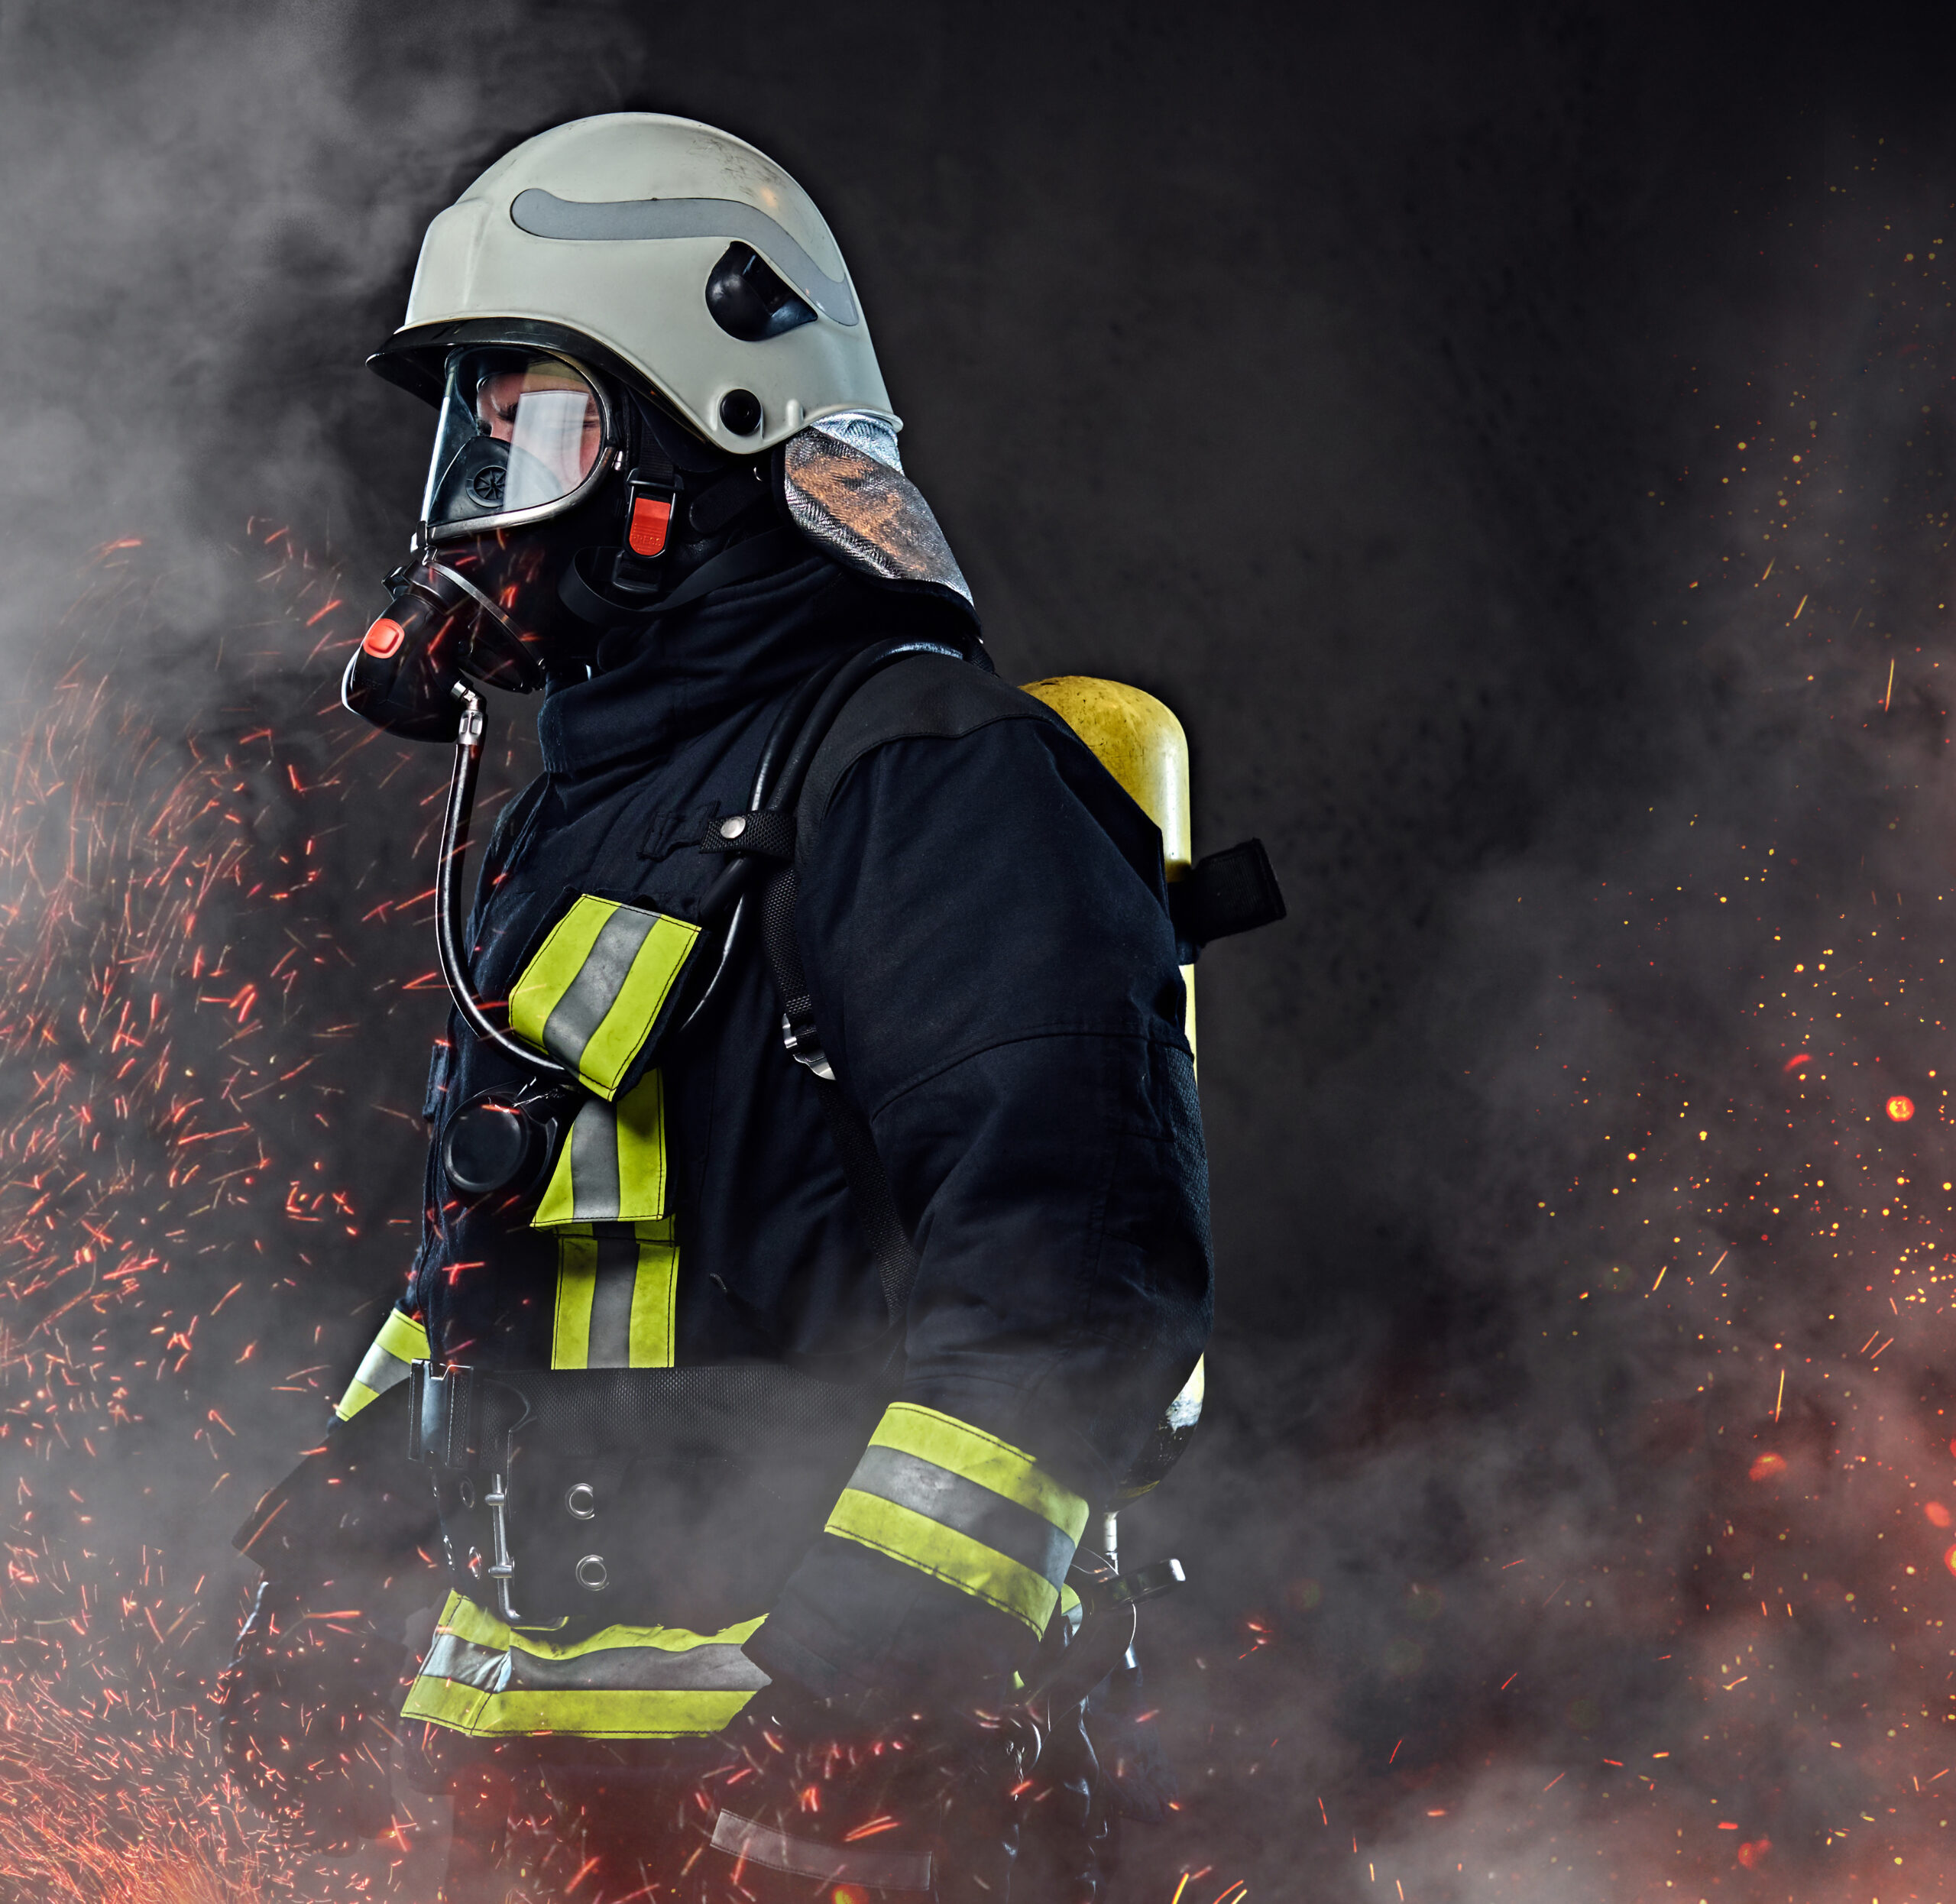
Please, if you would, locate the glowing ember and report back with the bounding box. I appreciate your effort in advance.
[1885,1093,1916,1122]
[0,533,469,1898]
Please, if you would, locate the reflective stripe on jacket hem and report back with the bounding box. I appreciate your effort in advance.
[823,1404,1088,1635]
[332,1308,429,1422]
[400,1591,766,1738]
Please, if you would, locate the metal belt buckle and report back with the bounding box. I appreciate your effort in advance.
[484,1468,521,1624]
[406,1361,526,1625]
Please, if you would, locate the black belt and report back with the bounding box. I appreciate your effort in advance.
[406,1361,887,1627]
[407,1360,882,1472]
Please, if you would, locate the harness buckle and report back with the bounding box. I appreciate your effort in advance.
[780,1007,835,1083]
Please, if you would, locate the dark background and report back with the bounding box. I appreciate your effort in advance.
[1,2,1954,1899]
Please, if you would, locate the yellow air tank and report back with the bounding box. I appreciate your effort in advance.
[1020,677,1203,1504]
[1020,677,1196,1059]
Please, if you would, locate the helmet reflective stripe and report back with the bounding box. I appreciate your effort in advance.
[510,189,858,325]
[332,1307,429,1422]
[383,114,892,454]
[401,1590,766,1737]
[551,1224,677,1370]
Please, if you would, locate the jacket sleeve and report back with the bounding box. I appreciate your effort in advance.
[330,1300,431,1424]
[744,711,1213,1705]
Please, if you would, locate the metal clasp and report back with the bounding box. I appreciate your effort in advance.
[484,1470,520,1624]
[779,1009,835,1082]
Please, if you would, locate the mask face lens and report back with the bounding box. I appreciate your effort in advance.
[423,350,606,534]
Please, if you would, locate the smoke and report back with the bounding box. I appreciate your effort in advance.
[0,1,1951,1899]
[1119,65,1956,1904]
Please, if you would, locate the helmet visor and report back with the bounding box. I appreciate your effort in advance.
[421,349,609,537]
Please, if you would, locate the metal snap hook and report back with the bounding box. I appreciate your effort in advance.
[565,1482,597,1520]
[575,1554,609,1592]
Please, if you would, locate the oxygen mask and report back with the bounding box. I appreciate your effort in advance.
[342,348,619,739]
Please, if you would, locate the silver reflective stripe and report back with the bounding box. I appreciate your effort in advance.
[847,1444,1074,1587]
[710,1811,932,1891]
[350,1336,412,1400]
[541,904,658,1070]
[421,1628,768,1696]
[585,1230,640,1368]
[508,189,860,326]
[567,1098,622,1222]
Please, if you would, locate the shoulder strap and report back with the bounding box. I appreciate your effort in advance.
[709,646,1042,1328]
[710,649,1068,1326]
[794,652,1065,856]
[754,846,921,1323]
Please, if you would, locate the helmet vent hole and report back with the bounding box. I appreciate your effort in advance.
[705,241,818,342]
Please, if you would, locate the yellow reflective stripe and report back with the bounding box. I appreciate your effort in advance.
[533,1072,667,1228]
[613,1070,667,1213]
[871,1404,1090,1539]
[629,1236,678,1367]
[578,915,700,1096]
[825,1489,1061,1635]
[549,1225,678,1370]
[401,1677,756,1737]
[332,1310,429,1421]
[377,1309,429,1362]
[507,895,701,1101]
[551,1232,597,1368]
[403,1592,765,1737]
[435,1590,760,1660]
[508,895,615,1052]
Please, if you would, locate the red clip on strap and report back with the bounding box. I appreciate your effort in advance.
[628,492,674,558]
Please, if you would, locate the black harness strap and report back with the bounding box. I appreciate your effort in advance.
[738,646,1065,1332]
[755,849,921,1323]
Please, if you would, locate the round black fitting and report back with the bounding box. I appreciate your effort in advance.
[705,242,819,342]
[442,1100,539,1198]
[719,390,763,436]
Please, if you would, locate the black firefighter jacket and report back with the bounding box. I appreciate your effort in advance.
[386,534,1211,1714]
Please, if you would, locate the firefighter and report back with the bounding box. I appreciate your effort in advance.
[222,112,1216,1902]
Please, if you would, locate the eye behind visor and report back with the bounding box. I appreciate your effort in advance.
[419,348,614,539]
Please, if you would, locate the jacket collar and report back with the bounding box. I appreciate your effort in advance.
[536,536,863,776]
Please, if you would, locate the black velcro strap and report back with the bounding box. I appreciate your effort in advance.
[1167,839,1286,954]
[699,809,800,860]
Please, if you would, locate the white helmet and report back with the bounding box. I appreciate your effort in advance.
[371,112,892,455]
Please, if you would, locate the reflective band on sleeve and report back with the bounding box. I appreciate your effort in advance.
[332,1307,429,1421]
[507,895,701,1100]
[400,1590,766,1738]
[710,1812,933,1892]
[552,1222,678,1369]
[823,1404,1089,1636]
[532,1071,667,1228]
